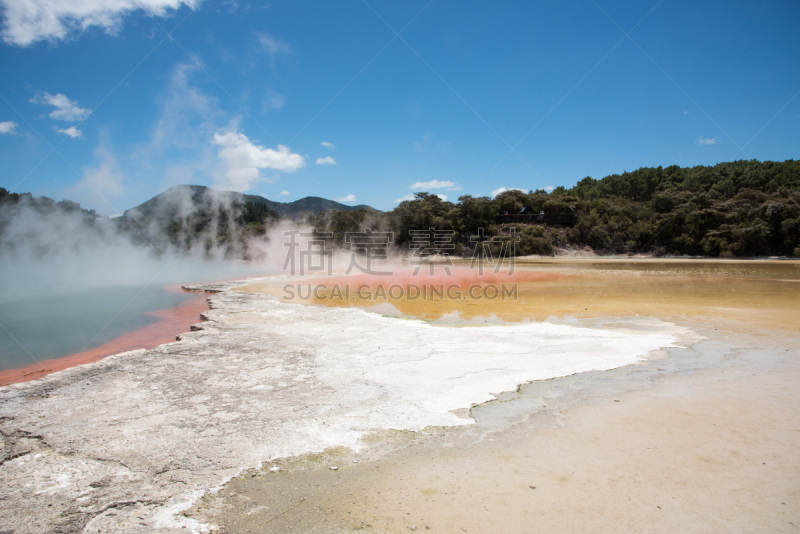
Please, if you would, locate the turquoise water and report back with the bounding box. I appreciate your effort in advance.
[0,285,193,371]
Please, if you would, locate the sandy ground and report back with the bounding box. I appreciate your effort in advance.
[0,279,691,533]
[189,318,800,533]
[1,261,798,533]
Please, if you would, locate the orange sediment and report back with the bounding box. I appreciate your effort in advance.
[239,265,574,321]
[0,285,209,387]
[305,267,570,320]
[238,260,800,330]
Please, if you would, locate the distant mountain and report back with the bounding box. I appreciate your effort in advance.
[109,185,380,258]
[122,185,376,220]
[244,192,377,219]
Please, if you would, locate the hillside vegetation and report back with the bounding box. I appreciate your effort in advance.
[3,159,799,259]
[307,159,800,258]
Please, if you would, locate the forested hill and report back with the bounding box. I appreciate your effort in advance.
[120,184,374,221]
[115,185,377,257]
[0,185,378,259]
[568,160,800,201]
[2,160,799,258]
[304,159,800,258]
[560,159,800,257]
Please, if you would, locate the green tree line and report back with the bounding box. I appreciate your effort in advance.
[3,159,799,259]
[305,159,800,258]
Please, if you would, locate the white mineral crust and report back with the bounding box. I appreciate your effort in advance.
[0,279,692,533]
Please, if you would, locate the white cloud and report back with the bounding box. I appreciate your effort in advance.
[150,61,217,151]
[83,144,125,197]
[213,129,304,191]
[159,163,200,190]
[320,141,334,149]
[257,32,292,57]
[262,87,286,112]
[32,92,90,121]
[67,141,125,211]
[491,187,525,197]
[409,179,460,191]
[394,192,448,203]
[256,32,292,72]
[697,136,718,145]
[0,121,17,134]
[337,194,356,203]
[56,126,82,138]
[544,185,554,193]
[279,190,290,196]
[315,156,336,165]
[1,0,199,46]
[411,131,451,155]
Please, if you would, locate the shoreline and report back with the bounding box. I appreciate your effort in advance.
[0,262,797,533]
[0,285,209,387]
[197,320,799,533]
[189,263,800,532]
[0,278,696,533]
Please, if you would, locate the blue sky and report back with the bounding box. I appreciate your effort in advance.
[0,0,798,214]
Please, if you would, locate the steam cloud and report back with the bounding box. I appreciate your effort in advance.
[0,187,307,302]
